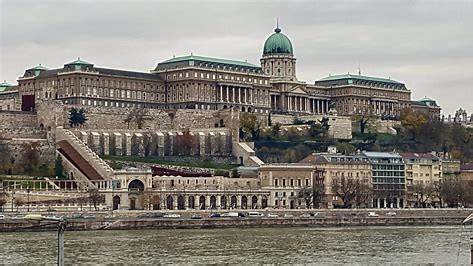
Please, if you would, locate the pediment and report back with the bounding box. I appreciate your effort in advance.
[289,86,308,95]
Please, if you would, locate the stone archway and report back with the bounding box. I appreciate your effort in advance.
[188,196,195,209]
[128,179,145,192]
[113,195,120,210]
[241,196,248,209]
[177,195,185,210]
[199,195,206,210]
[166,195,174,210]
[210,195,217,209]
[221,196,227,209]
[231,195,237,209]
[251,195,258,209]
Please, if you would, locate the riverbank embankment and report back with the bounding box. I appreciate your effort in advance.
[1,208,471,232]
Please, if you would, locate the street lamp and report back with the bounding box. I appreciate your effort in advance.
[25,214,67,266]
[27,187,30,212]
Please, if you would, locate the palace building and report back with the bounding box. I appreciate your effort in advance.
[2,25,440,119]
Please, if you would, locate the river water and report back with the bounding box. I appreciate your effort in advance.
[0,226,471,264]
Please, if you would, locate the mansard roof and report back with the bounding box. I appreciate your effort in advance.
[34,67,161,81]
[0,80,13,92]
[315,73,408,91]
[155,54,262,73]
[94,68,162,81]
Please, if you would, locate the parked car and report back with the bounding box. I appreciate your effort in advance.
[221,212,239,218]
[248,211,264,217]
[386,212,397,216]
[267,213,279,218]
[284,213,294,218]
[311,212,326,218]
[209,213,221,218]
[367,212,379,217]
[190,214,202,219]
[300,213,311,218]
[163,213,181,218]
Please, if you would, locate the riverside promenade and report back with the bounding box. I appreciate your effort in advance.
[1,208,471,232]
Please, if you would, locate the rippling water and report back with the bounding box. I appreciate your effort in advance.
[1,226,471,264]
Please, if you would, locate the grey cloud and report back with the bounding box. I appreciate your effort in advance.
[1,0,472,114]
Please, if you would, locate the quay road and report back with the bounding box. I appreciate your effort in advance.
[1,208,472,232]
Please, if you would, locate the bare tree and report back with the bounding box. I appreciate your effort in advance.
[410,182,436,208]
[124,107,148,129]
[332,176,372,208]
[87,188,104,211]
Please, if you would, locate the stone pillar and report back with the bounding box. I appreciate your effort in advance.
[216,194,221,209]
[80,131,88,143]
[90,132,100,154]
[184,195,189,210]
[257,195,262,209]
[198,132,206,156]
[226,86,229,102]
[123,133,132,156]
[173,195,178,209]
[205,195,210,210]
[113,133,122,156]
[236,195,241,209]
[156,132,165,156]
[209,132,218,155]
[102,133,110,156]
[167,132,175,156]
[133,133,145,157]
[219,132,227,154]
[220,85,223,102]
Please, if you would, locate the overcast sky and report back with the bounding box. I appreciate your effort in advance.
[1,0,472,115]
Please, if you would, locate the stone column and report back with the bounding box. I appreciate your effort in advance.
[134,133,145,157]
[232,87,235,103]
[220,85,223,102]
[257,195,262,209]
[249,88,253,104]
[80,131,88,143]
[167,132,175,156]
[90,132,100,154]
[219,132,227,154]
[113,133,122,156]
[226,86,229,102]
[216,195,221,209]
[198,132,206,156]
[238,87,241,103]
[155,132,164,156]
[123,133,132,156]
[209,132,218,155]
[236,195,241,209]
[184,195,189,210]
[205,195,210,210]
[102,133,110,156]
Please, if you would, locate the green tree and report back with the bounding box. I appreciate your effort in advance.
[55,156,64,178]
[335,142,356,155]
[400,108,428,141]
[239,113,261,141]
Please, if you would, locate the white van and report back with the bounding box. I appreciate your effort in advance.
[221,212,239,217]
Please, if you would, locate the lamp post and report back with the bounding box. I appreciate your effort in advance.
[11,191,15,212]
[25,214,67,266]
[27,187,31,212]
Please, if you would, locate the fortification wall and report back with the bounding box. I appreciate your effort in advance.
[271,114,352,139]
[2,138,55,165]
[0,111,46,139]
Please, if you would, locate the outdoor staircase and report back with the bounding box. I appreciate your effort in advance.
[56,127,114,181]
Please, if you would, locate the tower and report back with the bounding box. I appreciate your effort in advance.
[260,25,296,81]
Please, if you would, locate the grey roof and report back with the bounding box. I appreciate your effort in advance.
[95,68,162,81]
[362,151,402,158]
[35,67,162,81]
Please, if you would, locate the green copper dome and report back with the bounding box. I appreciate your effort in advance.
[263,27,293,55]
